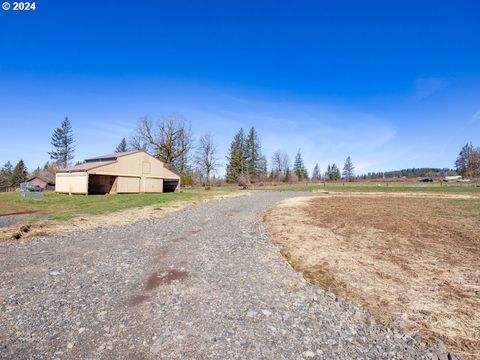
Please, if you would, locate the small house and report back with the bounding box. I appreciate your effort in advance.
[26,176,55,191]
[55,150,180,194]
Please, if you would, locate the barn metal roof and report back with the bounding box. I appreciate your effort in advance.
[56,150,180,179]
[84,150,141,162]
[56,161,116,173]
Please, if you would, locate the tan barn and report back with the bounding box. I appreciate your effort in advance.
[55,150,180,194]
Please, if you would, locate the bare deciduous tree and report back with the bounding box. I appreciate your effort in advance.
[455,142,480,178]
[271,150,290,180]
[130,115,193,174]
[195,133,219,187]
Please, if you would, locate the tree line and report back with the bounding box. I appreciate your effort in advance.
[2,115,479,191]
[120,116,358,185]
[359,168,454,179]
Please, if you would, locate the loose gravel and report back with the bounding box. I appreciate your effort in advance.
[0,192,454,359]
[0,213,47,229]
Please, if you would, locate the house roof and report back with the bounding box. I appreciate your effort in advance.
[56,161,116,173]
[26,176,55,184]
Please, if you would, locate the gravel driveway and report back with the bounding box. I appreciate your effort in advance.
[0,192,444,359]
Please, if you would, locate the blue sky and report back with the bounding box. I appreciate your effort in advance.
[0,0,479,175]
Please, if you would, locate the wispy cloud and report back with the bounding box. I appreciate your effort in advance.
[415,77,448,100]
[77,121,134,141]
[472,110,480,123]
[183,94,398,174]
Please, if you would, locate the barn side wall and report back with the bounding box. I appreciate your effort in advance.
[55,173,88,194]
[91,152,179,180]
[90,152,179,193]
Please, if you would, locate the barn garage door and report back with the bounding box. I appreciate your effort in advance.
[145,178,163,193]
[117,177,140,193]
[88,175,117,194]
[163,180,178,193]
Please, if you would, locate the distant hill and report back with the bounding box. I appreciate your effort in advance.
[361,168,456,179]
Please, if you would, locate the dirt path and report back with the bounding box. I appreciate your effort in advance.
[0,192,447,359]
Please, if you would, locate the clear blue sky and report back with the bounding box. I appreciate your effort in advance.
[1,0,479,175]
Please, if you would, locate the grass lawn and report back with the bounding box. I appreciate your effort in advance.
[253,181,480,193]
[0,187,237,221]
[1,182,478,222]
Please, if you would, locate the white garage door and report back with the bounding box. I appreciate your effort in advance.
[117,177,140,193]
[145,178,163,193]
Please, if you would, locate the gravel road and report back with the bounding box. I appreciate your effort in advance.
[0,192,447,359]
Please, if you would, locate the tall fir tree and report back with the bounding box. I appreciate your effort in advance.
[284,168,292,182]
[325,164,332,179]
[293,150,308,180]
[0,161,13,188]
[245,127,267,180]
[330,163,341,180]
[115,138,128,153]
[312,164,321,180]
[10,160,28,187]
[225,128,246,182]
[342,156,355,181]
[49,117,74,168]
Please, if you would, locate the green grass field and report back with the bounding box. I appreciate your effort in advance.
[0,181,478,222]
[0,188,234,221]
[252,181,480,193]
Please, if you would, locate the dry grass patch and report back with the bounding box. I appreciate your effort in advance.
[265,195,480,359]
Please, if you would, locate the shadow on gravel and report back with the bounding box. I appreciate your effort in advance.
[128,269,189,306]
[146,269,189,290]
[129,294,149,306]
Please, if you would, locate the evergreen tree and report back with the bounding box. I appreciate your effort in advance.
[329,163,340,180]
[0,161,13,188]
[284,168,292,182]
[115,138,128,153]
[268,169,275,180]
[325,164,332,179]
[245,127,267,180]
[333,164,341,180]
[303,167,309,180]
[312,164,321,180]
[293,150,308,180]
[10,160,28,187]
[342,156,355,181]
[225,128,246,182]
[49,117,74,168]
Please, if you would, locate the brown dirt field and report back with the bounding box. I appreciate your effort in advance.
[265,195,480,359]
[0,192,250,243]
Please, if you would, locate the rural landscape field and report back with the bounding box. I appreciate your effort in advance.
[1,1,480,360]
[265,188,480,359]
